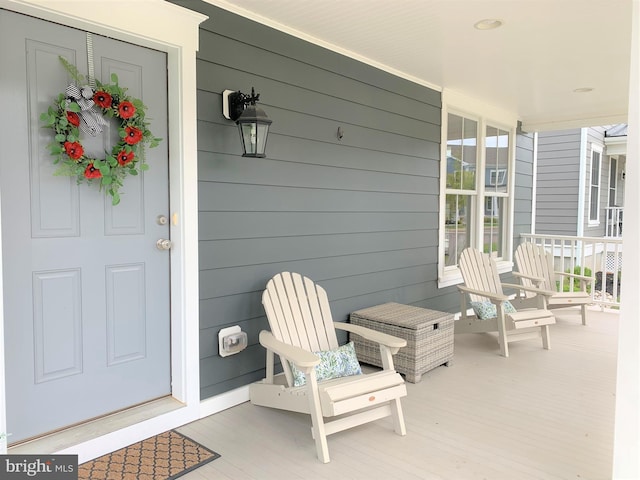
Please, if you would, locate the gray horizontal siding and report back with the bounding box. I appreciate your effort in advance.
[174,1,448,400]
[512,132,535,267]
[535,129,582,235]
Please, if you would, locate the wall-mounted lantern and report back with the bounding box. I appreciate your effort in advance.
[222,88,272,158]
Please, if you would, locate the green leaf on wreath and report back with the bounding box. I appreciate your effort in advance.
[111,73,118,84]
[59,117,68,128]
[140,164,150,171]
[58,56,86,84]
[101,176,113,185]
[50,144,63,154]
[55,134,66,142]
[67,102,81,113]
[66,134,77,142]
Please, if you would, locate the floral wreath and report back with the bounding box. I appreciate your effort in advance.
[40,57,161,205]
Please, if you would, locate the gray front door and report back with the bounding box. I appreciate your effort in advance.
[0,11,171,443]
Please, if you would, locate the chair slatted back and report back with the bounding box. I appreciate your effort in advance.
[515,243,555,294]
[262,272,339,353]
[459,248,504,303]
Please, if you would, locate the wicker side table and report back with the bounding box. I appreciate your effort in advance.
[350,302,454,383]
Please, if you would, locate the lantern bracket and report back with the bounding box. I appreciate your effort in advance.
[222,88,260,122]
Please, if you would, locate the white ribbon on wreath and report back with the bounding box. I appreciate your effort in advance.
[64,84,108,136]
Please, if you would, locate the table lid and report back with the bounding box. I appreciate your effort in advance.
[350,302,451,329]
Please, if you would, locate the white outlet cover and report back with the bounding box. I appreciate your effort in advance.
[219,325,242,357]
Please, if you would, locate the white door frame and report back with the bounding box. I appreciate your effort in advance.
[0,0,206,461]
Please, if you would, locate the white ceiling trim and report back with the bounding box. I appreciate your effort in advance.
[522,113,629,134]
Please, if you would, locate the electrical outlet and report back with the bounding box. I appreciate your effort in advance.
[218,326,248,357]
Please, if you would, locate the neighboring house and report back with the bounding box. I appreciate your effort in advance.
[0,0,637,472]
[535,125,627,238]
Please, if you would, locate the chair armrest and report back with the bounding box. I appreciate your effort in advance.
[554,271,592,292]
[457,285,508,303]
[335,322,407,349]
[512,271,545,285]
[259,331,320,370]
[502,282,556,298]
[555,271,593,283]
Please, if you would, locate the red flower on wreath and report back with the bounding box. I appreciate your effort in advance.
[117,150,135,166]
[124,126,143,145]
[66,111,80,127]
[84,163,102,179]
[93,91,112,109]
[118,101,136,119]
[64,141,84,160]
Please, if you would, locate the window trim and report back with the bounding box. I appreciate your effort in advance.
[438,99,517,288]
[588,143,603,225]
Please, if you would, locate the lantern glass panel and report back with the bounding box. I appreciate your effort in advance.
[239,121,270,157]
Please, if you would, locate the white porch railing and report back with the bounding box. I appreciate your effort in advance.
[604,206,623,238]
[520,234,622,308]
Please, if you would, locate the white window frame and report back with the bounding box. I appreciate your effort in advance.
[588,144,603,225]
[438,93,517,288]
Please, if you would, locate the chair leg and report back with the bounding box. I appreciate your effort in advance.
[310,409,330,463]
[497,316,509,357]
[306,375,330,463]
[581,304,587,326]
[390,398,406,436]
[541,325,551,350]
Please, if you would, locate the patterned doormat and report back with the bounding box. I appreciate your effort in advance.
[78,430,220,480]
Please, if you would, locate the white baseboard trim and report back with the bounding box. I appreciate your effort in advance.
[199,385,250,418]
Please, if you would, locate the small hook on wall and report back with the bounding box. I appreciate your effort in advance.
[337,126,344,140]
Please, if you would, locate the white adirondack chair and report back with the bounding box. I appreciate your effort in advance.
[456,248,556,357]
[249,272,407,463]
[513,242,592,325]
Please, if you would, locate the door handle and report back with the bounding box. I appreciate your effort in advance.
[156,239,172,251]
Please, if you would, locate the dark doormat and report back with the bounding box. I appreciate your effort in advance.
[78,430,220,480]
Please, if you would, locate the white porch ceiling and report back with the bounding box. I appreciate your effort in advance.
[204,0,632,132]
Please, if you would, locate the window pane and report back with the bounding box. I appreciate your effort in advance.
[483,197,504,258]
[446,114,462,189]
[446,114,476,190]
[590,186,599,220]
[591,151,600,182]
[485,126,509,194]
[590,150,601,221]
[445,194,473,267]
[609,158,617,207]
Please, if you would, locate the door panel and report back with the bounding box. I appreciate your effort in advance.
[33,269,83,383]
[0,10,171,443]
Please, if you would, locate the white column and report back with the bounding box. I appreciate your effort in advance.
[613,0,640,478]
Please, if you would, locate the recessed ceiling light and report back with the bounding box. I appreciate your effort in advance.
[474,19,503,30]
[573,87,594,93]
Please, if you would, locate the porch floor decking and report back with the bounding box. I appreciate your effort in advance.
[178,307,618,480]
